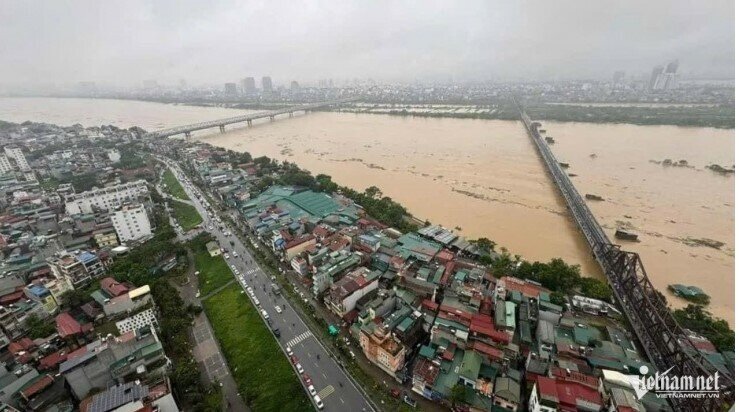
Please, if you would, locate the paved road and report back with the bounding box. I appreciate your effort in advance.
[159,157,375,412]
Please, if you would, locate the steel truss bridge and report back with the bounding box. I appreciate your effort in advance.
[517,101,734,411]
[147,97,358,138]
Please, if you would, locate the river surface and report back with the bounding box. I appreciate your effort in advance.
[0,97,733,323]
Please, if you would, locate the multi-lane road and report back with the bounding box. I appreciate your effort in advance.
[158,157,375,412]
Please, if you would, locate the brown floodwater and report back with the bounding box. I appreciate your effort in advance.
[0,98,733,323]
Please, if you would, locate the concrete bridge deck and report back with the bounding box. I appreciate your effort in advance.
[147,97,357,138]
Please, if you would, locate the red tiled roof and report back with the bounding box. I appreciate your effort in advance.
[500,276,548,298]
[0,290,25,305]
[689,337,718,353]
[100,277,129,297]
[20,374,54,400]
[550,366,600,390]
[56,312,82,338]
[285,234,315,250]
[537,376,559,400]
[555,379,602,408]
[471,341,505,361]
[469,323,511,344]
[9,337,36,355]
[39,350,68,370]
[422,299,439,312]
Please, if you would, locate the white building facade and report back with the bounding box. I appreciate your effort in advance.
[111,204,152,243]
[65,180,149,215]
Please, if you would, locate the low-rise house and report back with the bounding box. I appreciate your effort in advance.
[326,267,380,317]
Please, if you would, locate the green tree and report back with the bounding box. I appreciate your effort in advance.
[26,314,55,339]
[579,278,612,301]
[449,384,467,407]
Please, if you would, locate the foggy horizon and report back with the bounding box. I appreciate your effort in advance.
[1,0,735,88]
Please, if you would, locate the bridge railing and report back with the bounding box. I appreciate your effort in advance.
[517,100,734,411]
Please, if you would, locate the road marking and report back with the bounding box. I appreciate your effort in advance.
[339,397,345,404]
[318,385,335,399]
[285,331,312,347]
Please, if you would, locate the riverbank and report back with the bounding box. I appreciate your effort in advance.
[0,96,732,324]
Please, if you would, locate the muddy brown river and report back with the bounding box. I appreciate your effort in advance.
[0,97,733,323]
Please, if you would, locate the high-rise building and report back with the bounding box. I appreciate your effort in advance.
[110,204,153,243]
[224,82,238,97]
[64,180,149,215]
[4,147,30,171]
[290,81,300,91]
[649,60,679,92]
[262,76,273,93]
[0,154,12,174]
[241,77,256,93]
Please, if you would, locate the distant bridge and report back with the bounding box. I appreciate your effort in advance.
[146,97,357,138]
[516,100,734,411]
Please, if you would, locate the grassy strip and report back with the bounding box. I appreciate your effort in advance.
[193,244,233,296]
[163,169,190,200]
[171,201,203,231]
[203,284,311,412]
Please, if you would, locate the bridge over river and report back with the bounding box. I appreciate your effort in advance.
[517,101,734,411]
[146,97,357,138]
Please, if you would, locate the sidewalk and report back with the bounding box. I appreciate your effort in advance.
[173,244,250,411]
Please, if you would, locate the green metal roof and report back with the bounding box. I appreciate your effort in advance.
[459,350,483,382]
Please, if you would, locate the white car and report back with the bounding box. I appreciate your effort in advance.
[232,251,238,257]
[261,309,269,319]
[253,298,260,306]
[308,385,317,396]
[230,264,237,271]
[224,253,230,259]
[296,363,304,374]
[313,395,324,410]
[234,269,240,275]
[247,287,253,293]
[286,346,293,356]
[275,305,282,314]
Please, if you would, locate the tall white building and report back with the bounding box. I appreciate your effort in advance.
[110,204,152,243]
[65,180,149,215]
[4,147,30,171]
[0,155,12,174]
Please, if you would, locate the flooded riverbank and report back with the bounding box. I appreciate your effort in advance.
[0,97,733,323]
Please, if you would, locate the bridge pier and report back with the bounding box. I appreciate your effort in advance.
[219,125,226,133]
[184,131,191,139]
[269,115,275,122]
[247,119,252,127]
[288,112,293,118]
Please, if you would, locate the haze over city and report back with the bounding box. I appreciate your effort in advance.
[0,0,735,89]
[0,2,734,411]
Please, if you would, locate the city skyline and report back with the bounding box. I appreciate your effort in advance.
[0,0,734,89]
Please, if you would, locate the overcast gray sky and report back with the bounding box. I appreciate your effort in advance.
[0,0,734,87]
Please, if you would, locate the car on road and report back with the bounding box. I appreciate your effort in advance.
[195,290,200,298]
[290,355,299,365]
[286,346,293,356]
[308,384,317,397]
[232,251,238,257]
[296,363,304,374]
[275,305,282,314]
[272,328,281,338]
[224,253,230,259]
[260,309,269,319]
[253,298,260,306]
[313,395,324,410]
[230,264,236,271]
[208,225,213,230]
[301,373,312,385]
[234,269,240,275]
